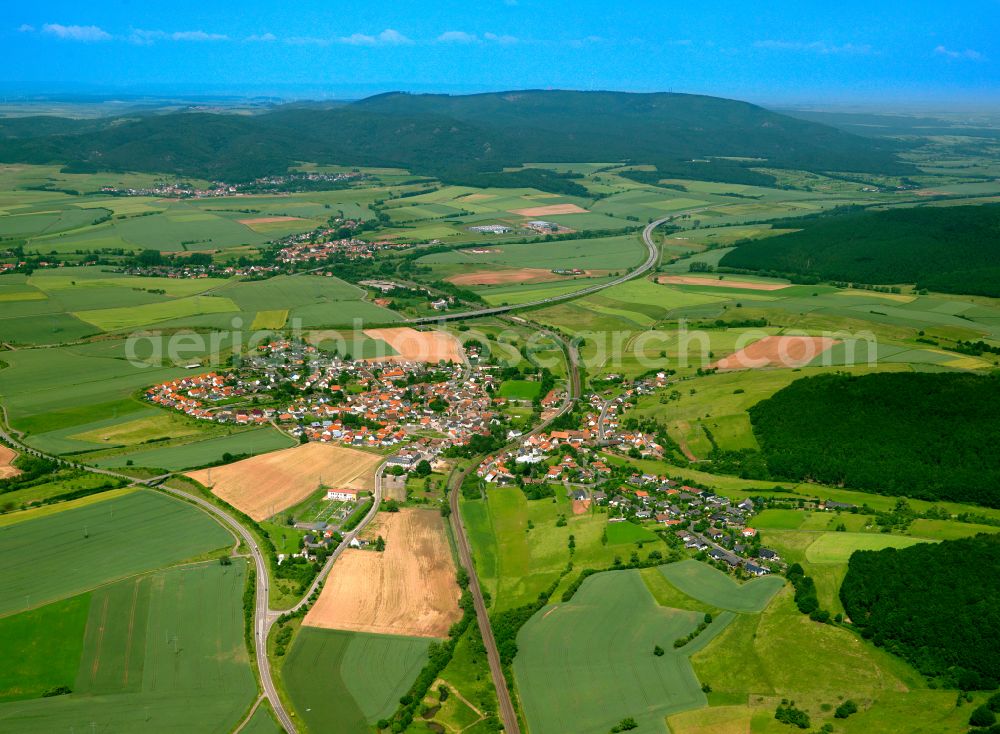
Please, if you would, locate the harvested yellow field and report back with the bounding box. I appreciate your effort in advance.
[509,203,588,216]
[304,508,462,638]
[0,445,20,479]
[364,327,464,364]
[187,442,382,521]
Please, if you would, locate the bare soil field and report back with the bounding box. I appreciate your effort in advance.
[571,499,591,515]
[0,445,20,479]
[304,508,462,638]
[658,275,790,291]
[187,442,382,521]
[509,203,589,216]
[237,216,305,225]
[364,327,464,364]
[711,335,838,370]
[448,268,586,286]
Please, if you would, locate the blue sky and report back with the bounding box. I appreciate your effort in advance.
[3,1,998,105]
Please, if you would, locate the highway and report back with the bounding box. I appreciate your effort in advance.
[0,216,664,733]
[411,215,669,324]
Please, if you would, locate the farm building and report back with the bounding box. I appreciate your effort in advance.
[326,487,360,501]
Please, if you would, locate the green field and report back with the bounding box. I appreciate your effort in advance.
[605,520,660,544]
[0,489,232,615]
[515,569,730,734]
[461,487,667,610]
[0,562,256,733]
[803,532,931,564]
[283,627,431,733]
[689,583,945,732]
[497,379,543,400]
[657,560,784,613]
[95,427,297,470]
[0,595,90,701]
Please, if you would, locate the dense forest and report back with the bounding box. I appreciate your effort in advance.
[840,534,1000,689]
[748,372,1000,507]
[720,204,1000,297]
[0,90,910,188]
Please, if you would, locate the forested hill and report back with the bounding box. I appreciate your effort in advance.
[720,204,1000,297]
[840,534,1000,690]
[748,372,1000,508]
[0,90,911,187]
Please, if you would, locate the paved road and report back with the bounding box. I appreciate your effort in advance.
[288,459,388,615]
[597,396,615,442]
[0,216,662,732]
[411,215,669,324]
[0,419,296,731]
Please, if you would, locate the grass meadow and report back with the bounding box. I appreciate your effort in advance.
[514,569,729,734]
[0,489,232,615]
[282,627,430,734]
[0,562,256,733]
[461,487,669,611]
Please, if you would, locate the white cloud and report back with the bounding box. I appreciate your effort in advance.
[338,28,412,46]
[18,24,35,33]
[754,39,872,55]
[437,30,478,43]
[934,45,985,60]
[129,28,228,44]
[42,23,112,42]
[246,32,277,42]
[484,32,518,44]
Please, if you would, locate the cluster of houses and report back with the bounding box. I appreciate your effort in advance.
[276,236,412,264]
[146,339,517,452]
[100,171,361,198]
[476,429,610,484]
[117,262,282,280]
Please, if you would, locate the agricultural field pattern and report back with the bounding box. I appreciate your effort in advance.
[2,25,1000,734]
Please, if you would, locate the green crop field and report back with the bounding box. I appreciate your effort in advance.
[515,569,731,734]
[497,379,543,400]
[283,627,430,734]
[0,595,90,701]
[74,295,241,331]
[657,560,784,613]
[95,427,297,470]
[803,532,932,564]
[420,234,646,272]
[0,489,232,615]
[0,562,256,733]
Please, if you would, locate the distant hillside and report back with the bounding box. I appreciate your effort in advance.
[720,204,1000,296]
[0,90,912,188]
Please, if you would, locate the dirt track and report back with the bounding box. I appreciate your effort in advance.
[303,508,461,638]
[187,442,381,521]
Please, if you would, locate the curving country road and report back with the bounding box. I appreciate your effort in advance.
[412,215,669,324]
[0,216,663,734]
[0,413,393,734]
